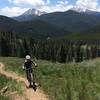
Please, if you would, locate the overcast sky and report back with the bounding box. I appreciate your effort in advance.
[0,0,100,17]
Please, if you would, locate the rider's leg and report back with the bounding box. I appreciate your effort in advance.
[26,70,32,87]
[32,73,35,83]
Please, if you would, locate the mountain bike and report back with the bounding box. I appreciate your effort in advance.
[26,68,37,91]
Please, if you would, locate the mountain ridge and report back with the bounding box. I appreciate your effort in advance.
[36,10,100,32]
[0,15,71,39]
[1,9,100,39]
[13,8,46,21]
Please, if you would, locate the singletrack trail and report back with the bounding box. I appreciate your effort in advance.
[0,63,49,100]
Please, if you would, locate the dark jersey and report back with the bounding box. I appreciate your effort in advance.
[24,60,33,70]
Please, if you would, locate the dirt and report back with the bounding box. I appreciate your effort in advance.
[0,63,49,100]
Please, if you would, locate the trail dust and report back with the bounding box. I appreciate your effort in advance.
[0,63,49,100]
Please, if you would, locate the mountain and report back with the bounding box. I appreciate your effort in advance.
[12,8,100,33]
[13,8,46,21]
[83,11,100,16]
[0,15,18,32]
[0,15,17,23]
[1,9,100,39]
[37,10,100,33]
[83,24,100,34]
[71,6,100,16]
[16,20,71,38]
[71,6,96,13]
[22,8,46,16]
[0,15,70,39]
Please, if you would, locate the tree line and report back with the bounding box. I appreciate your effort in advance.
[0,31,100,63]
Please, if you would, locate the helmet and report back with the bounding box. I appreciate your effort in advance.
[26,55,31,60]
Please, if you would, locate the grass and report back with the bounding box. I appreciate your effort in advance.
[1,57,100,100]
[0,75,24,94]
[64,33,100,40]
[0,57,25,76]
[0,94,10,100]
[0,75,24,100]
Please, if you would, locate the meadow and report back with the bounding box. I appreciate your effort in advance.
[0,57,100,100]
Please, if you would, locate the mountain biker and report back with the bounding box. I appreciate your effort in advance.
[23,55,37,88]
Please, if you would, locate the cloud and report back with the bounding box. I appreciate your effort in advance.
[76,0,99,11]
[8,0,48,7]
[46,0,50,4]
[1,0,100,17]
[8,0,73,12]
[0,7,28,17]
[39,0,73,12]
[0,0,73,17]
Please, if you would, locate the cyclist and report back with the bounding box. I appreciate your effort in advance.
[23,55,37,88]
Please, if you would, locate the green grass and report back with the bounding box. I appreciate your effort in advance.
[1,57,100,100]
[64,33,100,40]
[0,75,24,100]
[0,75,24,94]
[0,57,25,76]
[0,94,10,100]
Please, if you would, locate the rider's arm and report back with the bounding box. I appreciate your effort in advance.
[32,61,37,68]
[22,63,25,70]
[22,60,27,70]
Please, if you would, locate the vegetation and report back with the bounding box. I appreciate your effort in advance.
[0,75,24,93]
[1,57,100,100]
[1,31,100,64]
[0,74,24,100]
[65,33,100,40]
[0,57,25,76]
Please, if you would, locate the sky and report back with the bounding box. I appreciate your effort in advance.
[0,0,100,17]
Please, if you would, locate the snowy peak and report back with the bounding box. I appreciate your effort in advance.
[70,6,100,16]
[71,6,97,13]
[22,8,46,16]
[13,8,47,21]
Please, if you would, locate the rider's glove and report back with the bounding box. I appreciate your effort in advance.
[22,66,25,70]
[34,63,37,67]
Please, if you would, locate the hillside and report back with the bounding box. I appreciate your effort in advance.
[37,10,100,33]
[83,24,100,34]
[0,16,70,39]
[64,32,100,40]
[13,14,38,22]
[0,15,17,23]
[0,15,18,32]
[16,20,70,38]
[1,57,100,100]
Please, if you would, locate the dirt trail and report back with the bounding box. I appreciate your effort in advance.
[0,63,49,100]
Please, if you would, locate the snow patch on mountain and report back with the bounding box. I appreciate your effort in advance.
[71,6,95,12]
[22,8,46,16]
